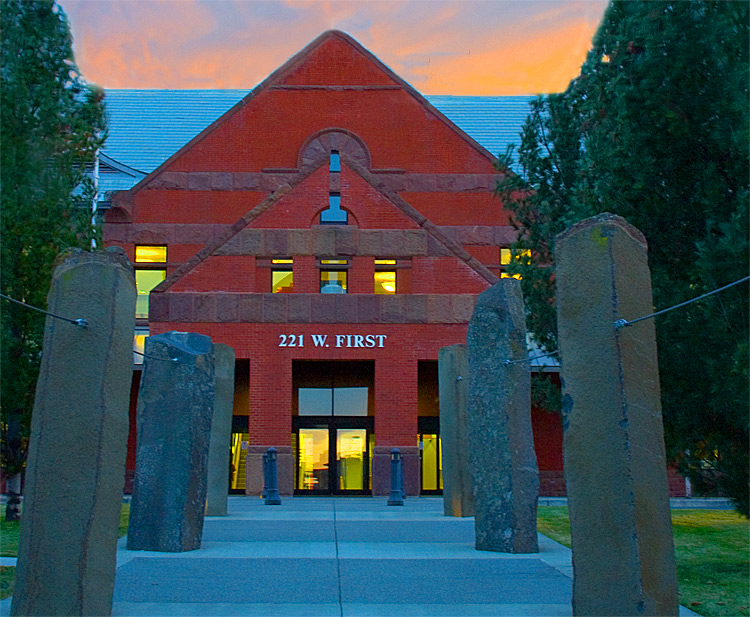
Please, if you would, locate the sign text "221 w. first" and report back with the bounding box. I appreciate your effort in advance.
[278,334,387,348]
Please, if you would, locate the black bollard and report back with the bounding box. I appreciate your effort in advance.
[387,448,405,506]
[264,447,281,505]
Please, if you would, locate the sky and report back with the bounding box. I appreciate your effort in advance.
[59,0,609,96]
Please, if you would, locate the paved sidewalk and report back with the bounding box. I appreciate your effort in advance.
[2,496,700,616]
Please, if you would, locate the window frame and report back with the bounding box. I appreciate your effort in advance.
[319,258,349,294]
[271,258,294,293]
[133,245,167,320]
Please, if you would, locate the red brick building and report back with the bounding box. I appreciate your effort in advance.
[105,30,566,496]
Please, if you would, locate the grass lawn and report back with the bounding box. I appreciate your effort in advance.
[0,503,131,600]
[537,506,750,617]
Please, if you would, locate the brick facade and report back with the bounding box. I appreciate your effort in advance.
[106,30,686,498]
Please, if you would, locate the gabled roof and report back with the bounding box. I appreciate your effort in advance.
[100,31,537,197]
[101,90,533,181]
[102,89,250,173]
[157,153,498,294]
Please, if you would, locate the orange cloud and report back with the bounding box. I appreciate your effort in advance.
[60,0,607,94]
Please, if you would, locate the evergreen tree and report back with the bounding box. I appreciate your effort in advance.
[497,0,749,514]
[0,0,106,518]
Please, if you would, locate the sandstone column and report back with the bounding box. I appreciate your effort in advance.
[11,248,135,617]
[127,331,215,552]
[555,213,678,616]
[466,280,539,553]
[438,343,473,517]
[205,343,235,516]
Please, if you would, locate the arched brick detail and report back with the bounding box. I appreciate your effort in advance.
[298,128,371,170]
[310,206,359,228]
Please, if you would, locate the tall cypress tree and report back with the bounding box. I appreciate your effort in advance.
[497,0,749,514]
[0,0,106,518]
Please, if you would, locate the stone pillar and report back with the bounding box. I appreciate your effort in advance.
[466,280,539,553]
[205,343,235,516]
[245,445,294,496]
[438,344,474,517]
[555,213,678,616]
[11,248,135,617]
[127,332,214,552]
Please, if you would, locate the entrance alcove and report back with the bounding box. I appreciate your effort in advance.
[292,360,374,495]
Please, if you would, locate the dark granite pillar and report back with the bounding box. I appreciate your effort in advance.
[205,343,235,516]
[467,280,539,553]
[555,213,678,616]
[11,248,135,617]
[439,344,474,517]
[127,331,215,552]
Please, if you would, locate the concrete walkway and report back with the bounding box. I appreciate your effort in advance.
[1,496,702,616]
[111,496,700,617]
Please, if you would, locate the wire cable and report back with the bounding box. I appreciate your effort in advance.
[614,275,750,329]
[504,275,749,365]
[503,349,559,366]
[132,349,179,363]
[0,293,88,328]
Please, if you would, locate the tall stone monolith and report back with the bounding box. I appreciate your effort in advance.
[127,331,215,552]
[205,343,235,516]
[466,280,539,553]
[438,344,473,517]
[11,248,135,617]
[555,213,678,616]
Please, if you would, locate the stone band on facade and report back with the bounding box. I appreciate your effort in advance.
[104,223,515,248]
[150,293,477,324]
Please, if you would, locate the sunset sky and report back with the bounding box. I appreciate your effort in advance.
[59,0,609,95]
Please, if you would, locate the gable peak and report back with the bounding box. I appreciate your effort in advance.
[273,30,400,88]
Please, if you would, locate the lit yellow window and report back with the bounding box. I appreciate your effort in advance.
[133,327,148,365]
[321,259,348,265]
[135,270,166,318]
[374,259,396,266]
[272,259,293,264]
[135,245,167,263]
[272,270,293,293]
[374,271,396,294]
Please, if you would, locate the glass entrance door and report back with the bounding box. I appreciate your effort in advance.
[297,428,330,491]
[294,420,372,494]
[336,429,366,490]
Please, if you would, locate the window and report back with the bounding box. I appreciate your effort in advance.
[133,326,148,365]
[134,245,167,319]
[500,248,530,280]
[329,150,341,173]
[135,271,166,318]
[271,259,293,293]
[320,192,348,225]
[298,386,369,416]
[374,259,396,294]
[320,259,348,293]
[135,245,166,263]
